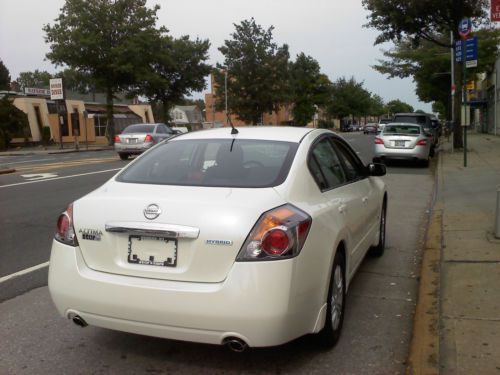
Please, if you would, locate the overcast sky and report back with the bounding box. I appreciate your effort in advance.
[0,0,432,112]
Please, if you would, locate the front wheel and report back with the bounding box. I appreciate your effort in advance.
[317,251,346,348]
[119,153,129,160]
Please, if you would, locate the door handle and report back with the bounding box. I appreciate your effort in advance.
[339,204,347,213]
[362,197,368,203]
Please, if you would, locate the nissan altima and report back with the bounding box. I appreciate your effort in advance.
[49,126,387,351]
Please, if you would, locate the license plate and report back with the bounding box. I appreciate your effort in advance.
[395,140,405,147]
[128,235,177,267]
[127,138,138,144]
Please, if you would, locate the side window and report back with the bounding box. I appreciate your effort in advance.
[156,125,166,134]
[332,140,365,181]
[309,138,346,190]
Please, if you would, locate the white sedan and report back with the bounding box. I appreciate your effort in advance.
[49,126,387,351]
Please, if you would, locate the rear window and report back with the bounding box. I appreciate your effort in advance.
[116,139,298,188]
[393,115,426,125]
[383,125,421,136]
[122,124,156,134]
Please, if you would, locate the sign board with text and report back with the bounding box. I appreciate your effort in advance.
[49,78,64,100]
[25,87,50,96]
[492,0,500,21]
[455,37,478,68]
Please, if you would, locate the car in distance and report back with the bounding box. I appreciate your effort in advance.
[378,117,393,133]
[114,123,176,160]
[373,123,431,166]
[49,127,387,351]
[363,123,378,134]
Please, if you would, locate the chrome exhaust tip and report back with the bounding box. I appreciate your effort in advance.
[223,337,248,352]
[71,315,88,327]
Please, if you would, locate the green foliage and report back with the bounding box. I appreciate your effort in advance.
[0,60,11,90]
[55,68,93,93]
[385,99,414,115]
[41,126,52,145]
[214,18,290,125]
[288,53,331,126]
[362,0,488,46]
[44,0,164,144]
[17,70,53,90]
[370,94,386,117]
[326,77,373,119]
[0,96,29,149]
[136,35,211,122]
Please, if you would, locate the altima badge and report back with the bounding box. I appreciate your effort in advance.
[79,228,102,241]
[144,204,161,220]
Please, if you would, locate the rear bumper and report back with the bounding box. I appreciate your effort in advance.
[48,240,323,347]
[114,143,153,154]
[374,144,429,160]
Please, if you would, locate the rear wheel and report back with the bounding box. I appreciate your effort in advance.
[370,201,386,257]
[119,153,129,160]
[317,251,345,348]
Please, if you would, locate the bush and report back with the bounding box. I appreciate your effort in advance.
[0,96,29,150]
[42,126,51,145]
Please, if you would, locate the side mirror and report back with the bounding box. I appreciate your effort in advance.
[367,163,386,176]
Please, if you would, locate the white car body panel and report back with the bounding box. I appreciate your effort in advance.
[48,127,387,347]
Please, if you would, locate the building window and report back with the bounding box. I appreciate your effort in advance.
[94,115,107,136]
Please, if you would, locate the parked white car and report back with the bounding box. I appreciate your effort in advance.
[49,126,387,351]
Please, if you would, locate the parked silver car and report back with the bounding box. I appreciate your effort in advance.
[373,123,432,167]
[114,123,176,160]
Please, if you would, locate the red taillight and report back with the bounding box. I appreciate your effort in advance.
[144,134,154,142]
[237,204,312,261]
[416,139,427,146]
[114,135,121,143]
[374,137,384,144]
[261,228,290,255]
[55,203,78,246]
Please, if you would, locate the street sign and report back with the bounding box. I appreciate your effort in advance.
[455,37,478,66]
[49,78,64,100]
[458,18,472,39]
[492,0,500,21]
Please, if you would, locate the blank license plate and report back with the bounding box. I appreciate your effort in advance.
[395,140,405,147]
[128,235,177,267]
[127,138,138,144]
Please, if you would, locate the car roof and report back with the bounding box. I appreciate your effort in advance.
[394,112,430,117]
[170,126,316,143]
[384,122,423,127]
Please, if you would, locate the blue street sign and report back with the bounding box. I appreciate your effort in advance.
[459,18,472,38]
[455,37,478,62]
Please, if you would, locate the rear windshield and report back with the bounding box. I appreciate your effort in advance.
[383,125,421,136]
[122,124,156,134]
[393,115,426,125]
[116,139,298,188]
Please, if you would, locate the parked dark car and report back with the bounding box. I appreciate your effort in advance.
[363,123,378,134]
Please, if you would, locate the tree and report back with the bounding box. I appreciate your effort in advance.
[0,60,10,90]
[374,28,500,121]
[44,0,164,145]
[369,94,386,118]
[288,53,331,126]
[362,0,489,147]
[17,70,53,90]
[326,77,373,127]
[136,35,211,122]
[55,68,93,93]
[214,18,290,125]
[0,96,29,149]
[385,99,414,115]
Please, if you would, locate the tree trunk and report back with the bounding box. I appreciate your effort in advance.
[162,99,169,123]
[106,87,115,146]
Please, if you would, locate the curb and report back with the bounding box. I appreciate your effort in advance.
[406,152,443,375]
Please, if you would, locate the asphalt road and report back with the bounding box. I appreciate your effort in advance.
[0,134,436,374]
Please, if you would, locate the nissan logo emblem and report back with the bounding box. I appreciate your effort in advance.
[143,204,161,220]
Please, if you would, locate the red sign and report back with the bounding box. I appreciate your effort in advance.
[492,0,500,22]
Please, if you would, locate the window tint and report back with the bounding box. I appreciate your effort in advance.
[116,139,298,188]
[309,138,346,190]
[384,125,421,135]
[122,124,155,134]
[393,115,427,125]
[332,140,365,181]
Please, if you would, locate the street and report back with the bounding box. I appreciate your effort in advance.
[0,133,435,374]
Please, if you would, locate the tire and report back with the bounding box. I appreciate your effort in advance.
[370,201,386,257]
[119,153,129,160]
[429,146,435,157]
[317,251,346,348]
[421,158,430,168]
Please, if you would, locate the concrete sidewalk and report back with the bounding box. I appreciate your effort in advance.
[438,132,500,374]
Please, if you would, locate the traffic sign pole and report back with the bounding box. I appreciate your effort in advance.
[458,18,471,167]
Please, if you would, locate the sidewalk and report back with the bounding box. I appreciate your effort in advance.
[0,144,113,174]
[438,132,500,374]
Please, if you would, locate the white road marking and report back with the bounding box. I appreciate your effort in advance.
[0,262,50,284]
[0,168,121,189]
[21,173,59,181]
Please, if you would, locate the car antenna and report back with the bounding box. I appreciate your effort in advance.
[227,112,238,134]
